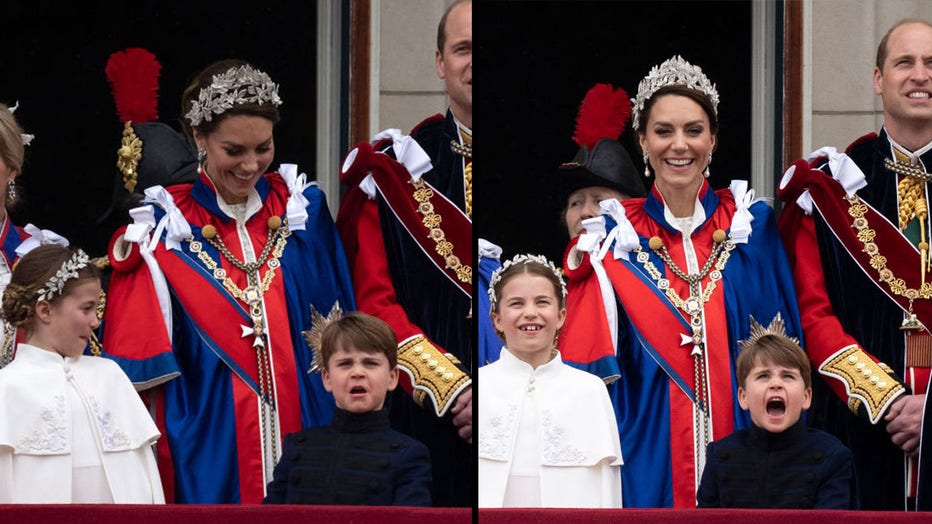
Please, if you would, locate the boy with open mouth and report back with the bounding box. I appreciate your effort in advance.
[696,315,856,509]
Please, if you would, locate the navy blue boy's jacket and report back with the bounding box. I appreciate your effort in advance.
[263,407,431,506]
[697,418,856,509]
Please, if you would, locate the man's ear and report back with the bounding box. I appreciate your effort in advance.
[435,49,446,81]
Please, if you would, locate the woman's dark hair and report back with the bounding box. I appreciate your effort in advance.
[636,84,719,143]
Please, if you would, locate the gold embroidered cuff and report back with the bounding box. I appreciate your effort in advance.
[397,334,471,417]
[819,345,905,424]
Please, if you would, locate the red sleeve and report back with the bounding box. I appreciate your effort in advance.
[784,210,905,422]
[101,227,179,388]
[353,198,463,399]
[354,199,433,344]
[789,213,864,401]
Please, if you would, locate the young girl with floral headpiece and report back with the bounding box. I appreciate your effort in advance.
[0,245,164,503]
[478,253,622,508]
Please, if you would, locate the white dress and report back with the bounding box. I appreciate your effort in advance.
[478,347,623,508]
[0,344,164,503]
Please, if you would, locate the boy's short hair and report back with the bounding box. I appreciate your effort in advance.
[736,335,811,389]
[320,312,398,369]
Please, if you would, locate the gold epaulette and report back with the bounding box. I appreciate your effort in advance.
[818,345,906,424]
[397,334,471,417]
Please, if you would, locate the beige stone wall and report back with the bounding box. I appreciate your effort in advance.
[809,0,932,152]
[374,0,454,136]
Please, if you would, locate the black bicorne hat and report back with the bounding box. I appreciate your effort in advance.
[557,83,646,201]
[98,48,199,224]
[559,138,645,198]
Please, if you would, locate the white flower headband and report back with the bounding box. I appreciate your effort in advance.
[487,253,567,313]
[36,249,90,303]
[631,55,719,131]
[184,65,283,127]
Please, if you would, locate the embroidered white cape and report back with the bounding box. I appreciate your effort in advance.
[0,344,164,503]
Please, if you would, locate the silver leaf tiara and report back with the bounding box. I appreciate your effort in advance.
[631,55,720,131]
[487,254,567,313]
[36,249,90,303]
[184,65,283,127]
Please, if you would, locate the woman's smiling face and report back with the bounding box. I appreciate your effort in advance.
[639,94,716,193]
[195,114,275,204]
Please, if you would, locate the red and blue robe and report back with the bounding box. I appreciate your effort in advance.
[560,180,802,508]
[101,170,355,503]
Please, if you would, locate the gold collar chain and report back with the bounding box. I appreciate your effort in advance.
[885,157,932,182]
[846,194,932,330]
[635,230,732,452]
[411,179,472,284]
[452,131,472,218]
[188,218,289,412]
[187,217,291,351]
[449,139,471,158]
[635,229,734,354]
[0,322,14,367]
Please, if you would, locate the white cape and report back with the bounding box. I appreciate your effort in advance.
[0,344,164,503]
[478,348,623,508]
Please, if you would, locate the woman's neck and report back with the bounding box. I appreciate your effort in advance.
[655,179,702,218]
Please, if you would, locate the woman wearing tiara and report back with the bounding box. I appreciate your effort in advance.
[559,55,803,508]
[100,59,355,503]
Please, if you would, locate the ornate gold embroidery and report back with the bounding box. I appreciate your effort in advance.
[635,230,734,458]
[457,130,472,218]
[411,178,472,284]
[397,334,470,417]
[847,194,932,329]
[188,219,290,350]
[819,345,904,423]
[116,121,142,193]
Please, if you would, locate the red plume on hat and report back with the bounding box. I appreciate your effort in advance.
[105,47,161,123]
[559,83,645,200]
[571,83,632,149]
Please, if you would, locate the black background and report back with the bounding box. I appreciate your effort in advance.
[474,0,754,264]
